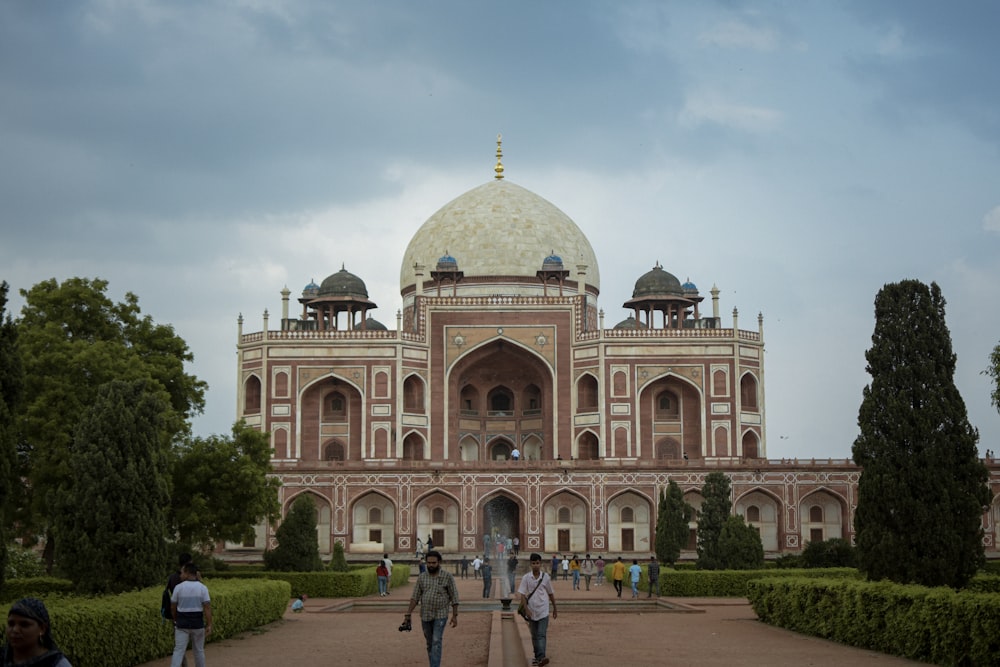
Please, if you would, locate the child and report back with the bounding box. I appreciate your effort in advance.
[291,595,306,612]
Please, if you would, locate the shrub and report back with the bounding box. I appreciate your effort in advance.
[662,567,859,597]
[4,545,46,580]
[329,542,349,572]
[0,577,75,604]
[801,538,857,568]
[39,578,289,667]
[717,516,764,570]
[748,577,1000,665]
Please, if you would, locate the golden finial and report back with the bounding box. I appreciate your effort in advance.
[494,133,504,180]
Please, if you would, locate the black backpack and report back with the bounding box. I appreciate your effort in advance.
[160,585,171,619]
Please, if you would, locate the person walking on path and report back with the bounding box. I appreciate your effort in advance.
[481,558,493,598]
[170,563,212,667]
[611,557,626,598]
[383,553,394,594]
[594,555,605,587]
[164,553,193,667]
[517,553,557,667]
[647,555,660,598]
[376,559,390,597]
[580,554,596,591]
[628,559,642,599]
[550,554,559,580]
[460,555,469,579]
[560,555,570,581]
[570,555,581,590]
[513,536,519,556]
[472,555,483,579]
[3,598,73,667]
[507,555,519,593]
[404,550,459,667]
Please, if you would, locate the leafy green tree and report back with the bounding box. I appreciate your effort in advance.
[264,495,324,572]
[0,281,24,591]
[717,515,764,569]
[800,538,856,569]
[329,541,349,572]
[696,472,732,570]
[987,341,1000,416]
[853,280,989,589]
[15,277,206,563]
[171,421,281,551]
[53,379,172,593]
[655,480,693,566]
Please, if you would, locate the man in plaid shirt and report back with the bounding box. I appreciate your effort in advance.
[404,550,459,667]
[647,555,660,598]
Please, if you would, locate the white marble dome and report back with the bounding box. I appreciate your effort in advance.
[400,179,600,294]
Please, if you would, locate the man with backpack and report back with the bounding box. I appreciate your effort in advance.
[170,563,212,667]
[162,554,193,667]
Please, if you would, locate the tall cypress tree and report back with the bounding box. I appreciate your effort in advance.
[655,480,692,566]
[853,280,989,589]
[53,379,171,593]
[696,472,732,570]
[0,282,25,591]
[264,495,324,572]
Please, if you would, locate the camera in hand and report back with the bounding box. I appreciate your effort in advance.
[398,618,412,632]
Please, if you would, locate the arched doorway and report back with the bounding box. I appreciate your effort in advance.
[483,495,520,553]
[488,438,514,461]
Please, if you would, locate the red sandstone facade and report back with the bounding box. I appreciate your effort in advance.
[230,164,1000,561]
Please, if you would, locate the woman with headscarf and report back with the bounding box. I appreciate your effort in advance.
[2,597,72,666]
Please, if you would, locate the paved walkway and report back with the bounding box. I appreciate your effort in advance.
[141,572,923,666]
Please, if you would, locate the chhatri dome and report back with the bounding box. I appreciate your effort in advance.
[400,136,600,297]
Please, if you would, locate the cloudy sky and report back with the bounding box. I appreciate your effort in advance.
[2,0,998,460]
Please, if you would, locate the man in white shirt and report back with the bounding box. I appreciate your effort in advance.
[517,553,557,666]
[511,447,521,461]
[170,563,212,667]
[472,555,483,579]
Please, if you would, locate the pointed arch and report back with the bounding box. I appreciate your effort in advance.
[415,491,461,552]
[459,434,480,461]
[576,372,599,413]
[522,433,543,461]
[244,374,262,414]
[741,428,761,459]
[402,431,427,460]
[576,429,599,460]
[299,374,365,462]
[403,373,426,413]
[656,436,681,460]
[607,490,652,552]
[639,371,705,462]
[799,488,848,545]
[542,489,589,553]
[734,489,781,551]
[351,491,396,552]
[273,370,289,398]
[740,371,759,411]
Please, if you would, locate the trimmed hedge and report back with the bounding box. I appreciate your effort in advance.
[35,578,290,667]
[748,577,1000,665]
[210,564,409,598]
[1,577,76,603]
[659,567,860,597]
